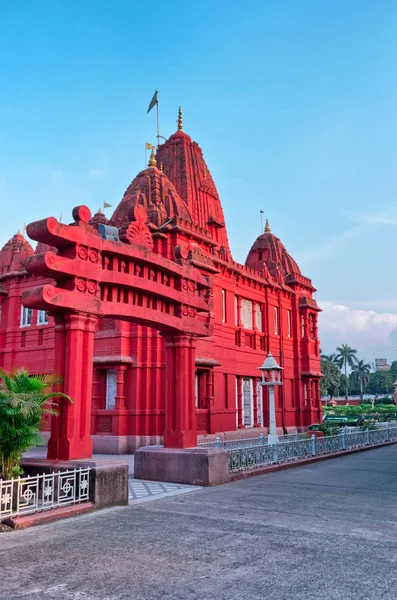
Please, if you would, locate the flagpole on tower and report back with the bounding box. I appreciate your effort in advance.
[260,210,264,233]
[156,101,160,149]
[147,90,161,148]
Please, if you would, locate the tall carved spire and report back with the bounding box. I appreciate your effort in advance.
[177,106,183,131]
[148,149,157,168]
[265,219,271,233]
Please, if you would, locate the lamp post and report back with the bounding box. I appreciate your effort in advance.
[259,352,283,445]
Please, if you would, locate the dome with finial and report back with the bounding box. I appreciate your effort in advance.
[34,241,57,255]
[155,107,231,255]
[0,232,34,277]
[89,208,109,229]
[245,220,301,279]
[111,152,192,229]
[148,149,157,168]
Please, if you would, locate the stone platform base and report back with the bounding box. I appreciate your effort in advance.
[134,445,230,486]
[21,457,129,509]
[92,434,163,454]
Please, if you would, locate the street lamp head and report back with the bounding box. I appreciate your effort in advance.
[259,352,282,372]
[259,352,283,386]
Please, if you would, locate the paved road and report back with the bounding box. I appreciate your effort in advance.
[2,446,397,600]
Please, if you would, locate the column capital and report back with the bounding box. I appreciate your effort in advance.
[64,312,97,332]
[162,333,197,350]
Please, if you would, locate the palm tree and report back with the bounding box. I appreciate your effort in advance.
[0,369,72,479]
[321,353,339,366]
[350,360,371,403]
[335,344,358,403]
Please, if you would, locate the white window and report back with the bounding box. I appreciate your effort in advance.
[20,306,33,327]
[106,370,117,410]
[195,372,199,408]
[221,289,226,323]
[257,381,263,426]
[241,299,253,329]
[242,377,253,427]
[287,310,291,337]
[255,303,262,331]
[274,307,279,335]
[37,310,48,325]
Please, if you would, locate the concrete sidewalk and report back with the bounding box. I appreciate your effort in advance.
[3,445,397,599]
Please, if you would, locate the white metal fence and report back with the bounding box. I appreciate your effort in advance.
[0,467,90,520]
[227,424,397,473]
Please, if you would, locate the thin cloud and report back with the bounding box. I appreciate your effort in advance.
[319,301,397,362]
[297,206,397,266]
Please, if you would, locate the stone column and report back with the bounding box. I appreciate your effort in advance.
[47,312,97,461]
[163,334,197,448]
[237,375,244,428]
[267,384,278,445]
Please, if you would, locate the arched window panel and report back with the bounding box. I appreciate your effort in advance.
[255,303,263,331]
[241,299,253,330]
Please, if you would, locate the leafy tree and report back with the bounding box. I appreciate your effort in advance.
[335,344,358,403]
[339,374,348,399]
[390,361,397,383]
[320,358,341,399]
[350,360,371,402]
[0,369,71,479]
[368,370,393,396]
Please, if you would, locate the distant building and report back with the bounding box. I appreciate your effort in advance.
[375,358,390,372]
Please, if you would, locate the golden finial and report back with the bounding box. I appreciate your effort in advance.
[148,148,157,168]
[97,208,103,214]
[177,106,183,131]
[160,161,163,172]
[265,218,271,233]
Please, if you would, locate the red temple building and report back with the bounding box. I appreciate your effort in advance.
[0,110,322,454]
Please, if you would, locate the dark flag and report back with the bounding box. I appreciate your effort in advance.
[147,91,158,114]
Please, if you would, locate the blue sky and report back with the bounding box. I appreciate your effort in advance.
[1,1,397,361]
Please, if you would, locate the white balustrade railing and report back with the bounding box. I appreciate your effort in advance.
[0,467,90,520]
[227,424,397,473]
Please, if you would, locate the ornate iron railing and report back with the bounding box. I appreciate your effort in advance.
[0,468,90,519]
[199,431,303,449]
[227,425,397,473]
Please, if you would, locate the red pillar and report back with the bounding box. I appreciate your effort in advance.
[163,334,197,448]
[47,312,97,460]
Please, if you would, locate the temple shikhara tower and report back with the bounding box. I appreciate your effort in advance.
[0,109,322,458]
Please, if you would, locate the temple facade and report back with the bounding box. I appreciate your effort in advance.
[0,111,322,453]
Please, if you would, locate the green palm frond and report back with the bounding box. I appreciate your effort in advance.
[0,368,72,479]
